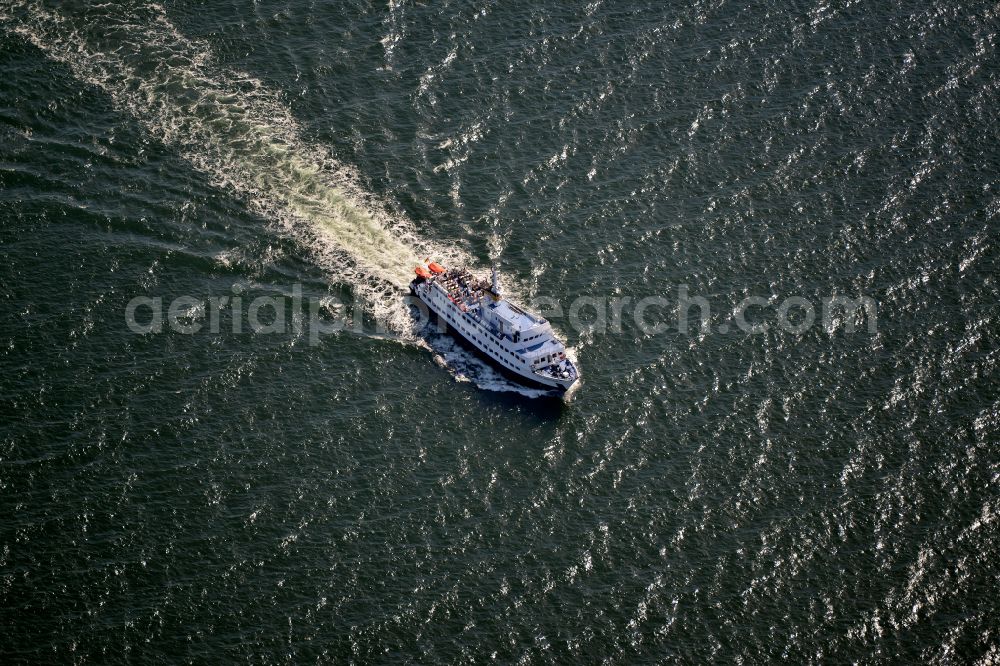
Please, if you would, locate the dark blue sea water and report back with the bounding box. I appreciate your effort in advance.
[1,0,998,662]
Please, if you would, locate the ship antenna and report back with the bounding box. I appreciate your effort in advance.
[490,266,503,298]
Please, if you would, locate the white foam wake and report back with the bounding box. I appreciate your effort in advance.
[1,0,472,333]
[1,1,578,396]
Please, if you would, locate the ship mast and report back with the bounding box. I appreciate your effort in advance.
[490,266,503,299]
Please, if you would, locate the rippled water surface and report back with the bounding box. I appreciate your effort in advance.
[1,0,998,662]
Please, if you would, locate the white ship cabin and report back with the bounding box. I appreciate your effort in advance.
[482,298,568,372]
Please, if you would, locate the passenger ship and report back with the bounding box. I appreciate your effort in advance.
[410,262,579,393]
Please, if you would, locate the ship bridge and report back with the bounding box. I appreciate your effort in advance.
[483,299,547,342]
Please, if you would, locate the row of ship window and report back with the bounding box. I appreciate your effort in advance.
[438,297,526,366]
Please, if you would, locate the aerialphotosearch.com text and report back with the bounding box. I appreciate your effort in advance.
[125,283,877,345]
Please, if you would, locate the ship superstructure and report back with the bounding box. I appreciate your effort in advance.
[410,263,578,392]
